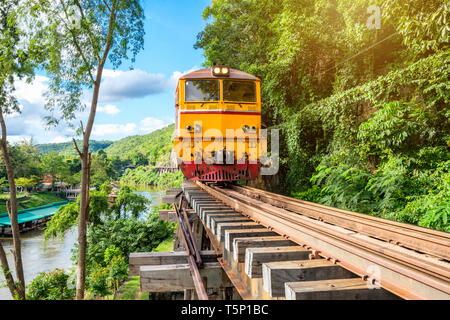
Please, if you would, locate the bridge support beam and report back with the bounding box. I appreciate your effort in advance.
[285,278,399,300]
[140,262,233,292]
[129,250,219,276]
[262,259,358,297]
[202,209,237,221]
[210,217,251,234]
[244,246,310,278]
[205,213,244,230]
[233,236,295,263]
[217,222,266,242]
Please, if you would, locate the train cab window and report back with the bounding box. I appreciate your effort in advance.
[185,80,219,102]
[223,80,256,102]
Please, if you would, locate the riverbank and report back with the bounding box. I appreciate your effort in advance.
[0,192,66,213]
[120,167,183,189]
[0,228,77,300]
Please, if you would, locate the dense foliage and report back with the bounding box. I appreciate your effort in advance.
[84,215,175,268]
[81,213,174,298]
[26,269,75,300]
[43,185,175,298]
[120,166,184,188]
[36,140,113,156]
[196,0,449,231]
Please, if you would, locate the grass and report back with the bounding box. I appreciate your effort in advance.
[115,276,141,300]
[152,237,174,252]
[0,192,66,213]
[0,192,29,199]
[115,276,150,300]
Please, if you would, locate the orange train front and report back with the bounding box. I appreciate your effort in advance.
[173,66,266,182]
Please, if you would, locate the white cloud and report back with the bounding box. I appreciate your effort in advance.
[7,135,30,144]
[97,104,120,115]
[168,66,199,88]
[140,117,168,133]
[14,75,49,105]
[99,69,170,103]
[3,66,197,143]
[50,136,72,143]
[5,77,76,142]
[92,123,137,137]
[99,66,199,103]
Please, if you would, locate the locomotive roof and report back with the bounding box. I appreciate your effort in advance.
[179,68,260,81]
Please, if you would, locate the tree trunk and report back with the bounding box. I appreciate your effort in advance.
[75,78,101,300]
[0,107,26,300]
[0,241,17,298]
[74,3,116,300]
[76,150,90,299]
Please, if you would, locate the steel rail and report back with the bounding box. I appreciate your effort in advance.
[232,185,450,260]
[182,207,203,266]
[235,185,449,240]
[224,188,450,281]
[194,207,252,299]
[173,196,208,300]
[235,185,449,238]
[196,181,450,300]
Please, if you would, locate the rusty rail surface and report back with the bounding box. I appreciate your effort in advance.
[173,194,208,300]
[195,181,450,300]
[233,185,450,260]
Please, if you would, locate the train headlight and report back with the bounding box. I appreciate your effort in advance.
[186,125,192,131]
[242,125,250,133]
[212,65,230,77]
[194,124,202,133]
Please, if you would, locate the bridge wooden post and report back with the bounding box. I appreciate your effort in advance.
[285,278,399,300]
[262,259,358,297]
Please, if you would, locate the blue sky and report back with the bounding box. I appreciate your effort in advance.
[7,0,211,144]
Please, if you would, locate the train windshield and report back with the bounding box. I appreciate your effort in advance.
[223,80,256,102]
[185,80,219,101]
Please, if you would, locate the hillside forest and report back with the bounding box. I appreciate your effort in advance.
[1,124,182,192]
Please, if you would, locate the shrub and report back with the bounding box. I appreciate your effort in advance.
[26,269,75,300]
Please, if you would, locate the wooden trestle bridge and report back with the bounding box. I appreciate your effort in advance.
[129,181,450,300]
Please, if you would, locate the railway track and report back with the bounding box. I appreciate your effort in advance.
[191,181,450,300]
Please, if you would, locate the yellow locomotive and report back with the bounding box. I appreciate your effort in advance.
[173,66,265,182]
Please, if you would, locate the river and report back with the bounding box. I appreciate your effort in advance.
[0,187,166,300]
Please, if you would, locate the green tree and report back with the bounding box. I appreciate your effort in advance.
[0,177,8,188]
[14,177,36,192]
[44,201,79,239]
[45,190,109,239]
[103,246,128,293]
[0,139,42,179]
[90,152,116,187]
[87,265,110,298]
[40,152,69,190]
[110,185,149,219]
[84,215,175,269]
[195,0,449,231]
[128,150,148,166]
[0,0,43,300]
[383,0,449,59]
[31,0,145,299]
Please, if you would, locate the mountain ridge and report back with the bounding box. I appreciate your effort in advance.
[36,123,175,166]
